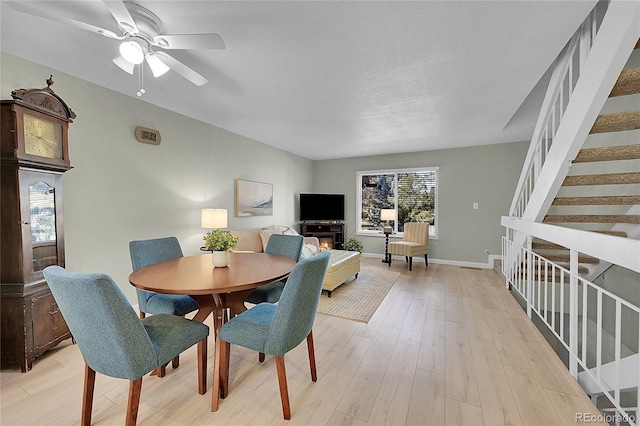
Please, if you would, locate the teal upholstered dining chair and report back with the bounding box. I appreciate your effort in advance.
[244,234,304,305]
[212,250,330,420]
[244,233,304,363]
[43,266,209,426]
[129,236,199,375]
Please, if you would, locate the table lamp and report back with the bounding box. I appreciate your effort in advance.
[380,209,394,234]
[201,208,228,229]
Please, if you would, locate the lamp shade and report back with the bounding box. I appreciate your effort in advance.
[201,209,227,228]
[146,53,170,77]
[380,209,395,221]
[119,40,144,64]
[112,55,135,74]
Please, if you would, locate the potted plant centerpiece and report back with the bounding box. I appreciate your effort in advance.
[203,229,239,267]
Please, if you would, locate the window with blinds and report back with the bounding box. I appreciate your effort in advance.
[356,167,438,237]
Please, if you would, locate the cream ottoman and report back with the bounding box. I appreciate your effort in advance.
[323,250,361,297]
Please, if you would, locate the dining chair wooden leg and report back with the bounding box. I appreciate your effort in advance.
[275,356,291,420]
[306,331,317,382]
[125,378,143,426]
[172,355,180,369]
[258,352,265,363]
[211,335,222,412]
[220,341,230,398]
[81,363,96,426]
[156,364,167,377]
[197,338,207,395]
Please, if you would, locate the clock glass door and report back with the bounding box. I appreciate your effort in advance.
[23,114,63,159]
[29,181,58,271]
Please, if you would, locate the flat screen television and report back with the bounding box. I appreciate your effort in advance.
[299,193,345,222]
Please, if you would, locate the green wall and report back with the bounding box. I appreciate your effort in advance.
[313,142,529,264]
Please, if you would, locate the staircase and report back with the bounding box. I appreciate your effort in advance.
[501,0,640,423]
[535,54,640,280]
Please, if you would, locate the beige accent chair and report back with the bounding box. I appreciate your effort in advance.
[387,222,429,271]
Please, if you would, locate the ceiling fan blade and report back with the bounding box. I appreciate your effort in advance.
[5,1,120,39]
[155,52,208,86]
[153,34,225,50]
[103,0,139,34]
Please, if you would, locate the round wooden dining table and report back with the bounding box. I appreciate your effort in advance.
[129,252,296,323]
[129,252,296,399]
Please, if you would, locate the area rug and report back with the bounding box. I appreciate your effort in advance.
[317,268,401,322]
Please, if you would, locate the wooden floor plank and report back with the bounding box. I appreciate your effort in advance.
[365,342,419,426]
[445,321,481,407]
[445,398,485,426]
[406,368,445,426]
[469,337,524,426]
[503,364,564,425]
[416,309,446,374]
[336,325,400,421]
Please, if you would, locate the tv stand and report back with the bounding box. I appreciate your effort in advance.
[300,222,345,250]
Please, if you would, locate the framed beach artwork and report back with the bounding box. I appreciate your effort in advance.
[236,179,273,217]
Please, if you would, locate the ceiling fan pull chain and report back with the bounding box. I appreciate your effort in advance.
[137,64,146,97]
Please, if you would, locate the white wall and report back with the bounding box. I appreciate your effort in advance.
[312,142,529,264]
[1,53,315,301]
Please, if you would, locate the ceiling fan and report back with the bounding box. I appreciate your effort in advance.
[7,0,225,89]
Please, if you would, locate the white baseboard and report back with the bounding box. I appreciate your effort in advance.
[360,252,502,270]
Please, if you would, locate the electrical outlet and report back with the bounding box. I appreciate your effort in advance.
[484,249,490,255]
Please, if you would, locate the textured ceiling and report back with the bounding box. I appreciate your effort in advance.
[0,1,597,160]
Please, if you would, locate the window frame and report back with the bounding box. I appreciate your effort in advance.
[356,166,439,238]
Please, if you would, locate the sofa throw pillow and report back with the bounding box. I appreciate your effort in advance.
[259,226,301,251]
[301,243,319,259]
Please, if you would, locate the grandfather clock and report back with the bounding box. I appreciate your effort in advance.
[1,76,76,371]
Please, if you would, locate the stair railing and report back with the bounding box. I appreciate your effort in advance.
[502,217,640,425]
[509,1,608,219]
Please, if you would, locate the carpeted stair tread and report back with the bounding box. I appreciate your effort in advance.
[542,254,600,264]
[573,144,640,163]
[590,110,640,134]
[609,68,640,97]
[563,172,640,186]
[552,195,640,205]
[544,215,640,224]
[532,241,566,250]
[592,230,628,237]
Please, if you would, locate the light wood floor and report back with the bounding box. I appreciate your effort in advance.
[1,258,606,425]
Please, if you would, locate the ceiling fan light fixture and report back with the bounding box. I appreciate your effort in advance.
[146,53,170,77]
[119,40,144,64]
[112,55,135,74]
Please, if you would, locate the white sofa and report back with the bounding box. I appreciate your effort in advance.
[230,225,319,259]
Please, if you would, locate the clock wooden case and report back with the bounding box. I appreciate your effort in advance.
[1,77,76,372]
